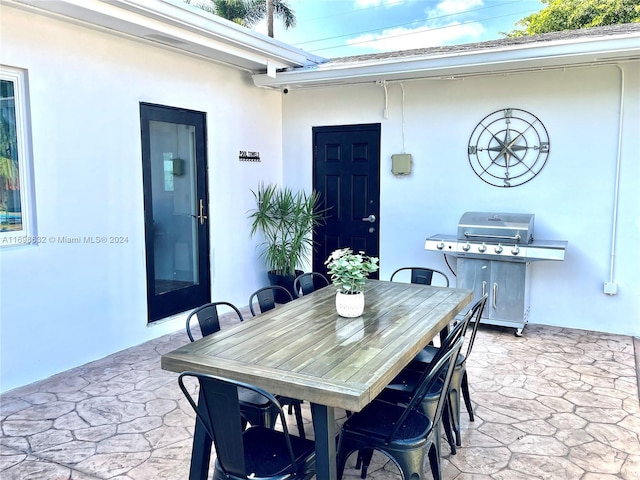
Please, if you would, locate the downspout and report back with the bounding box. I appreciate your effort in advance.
[605,64,625,295]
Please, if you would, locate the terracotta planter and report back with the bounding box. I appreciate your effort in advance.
[335,291,365,318]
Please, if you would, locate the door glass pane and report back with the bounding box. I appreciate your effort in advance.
[149,120,198,294]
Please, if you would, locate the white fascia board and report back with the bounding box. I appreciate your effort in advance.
[6,0,325,71]
[253,34,640,88]
[102,0,325,66]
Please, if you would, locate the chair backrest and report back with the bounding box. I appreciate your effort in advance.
[293,272,330,297]
[389,267,450,287]
[186,302,244,342]
[249,286,294,316]
[461,294,488,361]
[178,372,299,479]
[387,335,464,443]
[429,306,473,366]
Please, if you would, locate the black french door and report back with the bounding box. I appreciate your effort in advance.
[140,103,210,323]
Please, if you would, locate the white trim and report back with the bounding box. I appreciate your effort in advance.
[0,66,36,247]
[5,0,325,71]
[253,33,640,88]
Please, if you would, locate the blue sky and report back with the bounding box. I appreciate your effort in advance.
[254,0,545,58]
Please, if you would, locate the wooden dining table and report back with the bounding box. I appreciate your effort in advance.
[161,279,472,480]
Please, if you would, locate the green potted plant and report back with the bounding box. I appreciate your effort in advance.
[249,183,325,300]
[325,248,379,317]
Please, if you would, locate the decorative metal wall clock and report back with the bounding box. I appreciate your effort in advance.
[467,108,550,187]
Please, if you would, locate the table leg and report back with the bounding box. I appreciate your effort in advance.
[189,389,212,480]
[439,325,449,344]
[310,403,337,480]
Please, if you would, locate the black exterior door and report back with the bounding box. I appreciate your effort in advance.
[312,124,381,277]
[140,103,210,323]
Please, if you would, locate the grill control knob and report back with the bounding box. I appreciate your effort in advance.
[462,242,471,252]
[495,244,503,254]
[436,241,445,250]
[511,246,520,255]
[478,243,487,253]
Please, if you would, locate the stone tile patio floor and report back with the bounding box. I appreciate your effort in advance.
[1,315,639,480]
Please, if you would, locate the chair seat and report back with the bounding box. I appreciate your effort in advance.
[412,345,465,368]
[238,387,272,406]
[376,372,455,454]
[342,399,432,442]
[380,372,445,403]
[240,427,316,477]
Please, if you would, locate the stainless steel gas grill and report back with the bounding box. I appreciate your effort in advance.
[425,212,567,336]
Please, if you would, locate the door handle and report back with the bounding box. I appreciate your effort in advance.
[492,282,498,309]
[198,199,208,225]
[361,214,376,223]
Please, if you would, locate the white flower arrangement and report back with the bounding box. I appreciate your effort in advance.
[325,248,379,294]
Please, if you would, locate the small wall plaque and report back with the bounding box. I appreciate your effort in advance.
[239,150,261,162]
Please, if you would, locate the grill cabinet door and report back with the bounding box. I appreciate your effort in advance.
[457,258,491,316]
[489,262,528,322]
[456,257,530,331]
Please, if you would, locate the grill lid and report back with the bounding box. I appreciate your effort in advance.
[458,212,534,244]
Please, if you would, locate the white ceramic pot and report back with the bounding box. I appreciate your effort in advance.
[335,291,365,318]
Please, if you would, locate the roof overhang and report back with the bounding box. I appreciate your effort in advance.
[4,0,325,72]
[253,30,640,89]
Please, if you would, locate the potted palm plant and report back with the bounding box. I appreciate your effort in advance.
[249,183,324,300]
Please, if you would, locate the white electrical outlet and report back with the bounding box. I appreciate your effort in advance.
[604,282,618,295]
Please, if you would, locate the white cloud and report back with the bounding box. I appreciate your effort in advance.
[355,0,405,7]
[344,0,486,53]
[345,21,485,52]
[435,0,483,15]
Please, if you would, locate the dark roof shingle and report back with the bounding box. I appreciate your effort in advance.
[326,22,640,65]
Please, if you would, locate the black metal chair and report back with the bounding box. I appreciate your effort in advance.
[410,294,488,447]
[354,307,473,480]
[178,372,316,480]
[248,285,306,438]
[293,272,330,297]
[390,267,450,287]
[186,301,244,342]
[249,285,294,316]
[337,335,465,480]
[377,306,474,456]
[185,302,280,431]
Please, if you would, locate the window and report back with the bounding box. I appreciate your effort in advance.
[1,66,35,246]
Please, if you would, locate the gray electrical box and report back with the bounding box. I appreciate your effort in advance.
[391,154,412,175]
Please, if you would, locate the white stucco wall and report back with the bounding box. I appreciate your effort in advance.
[282,63,640,337]
[2,4,638,394]
[0,6,281,392]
